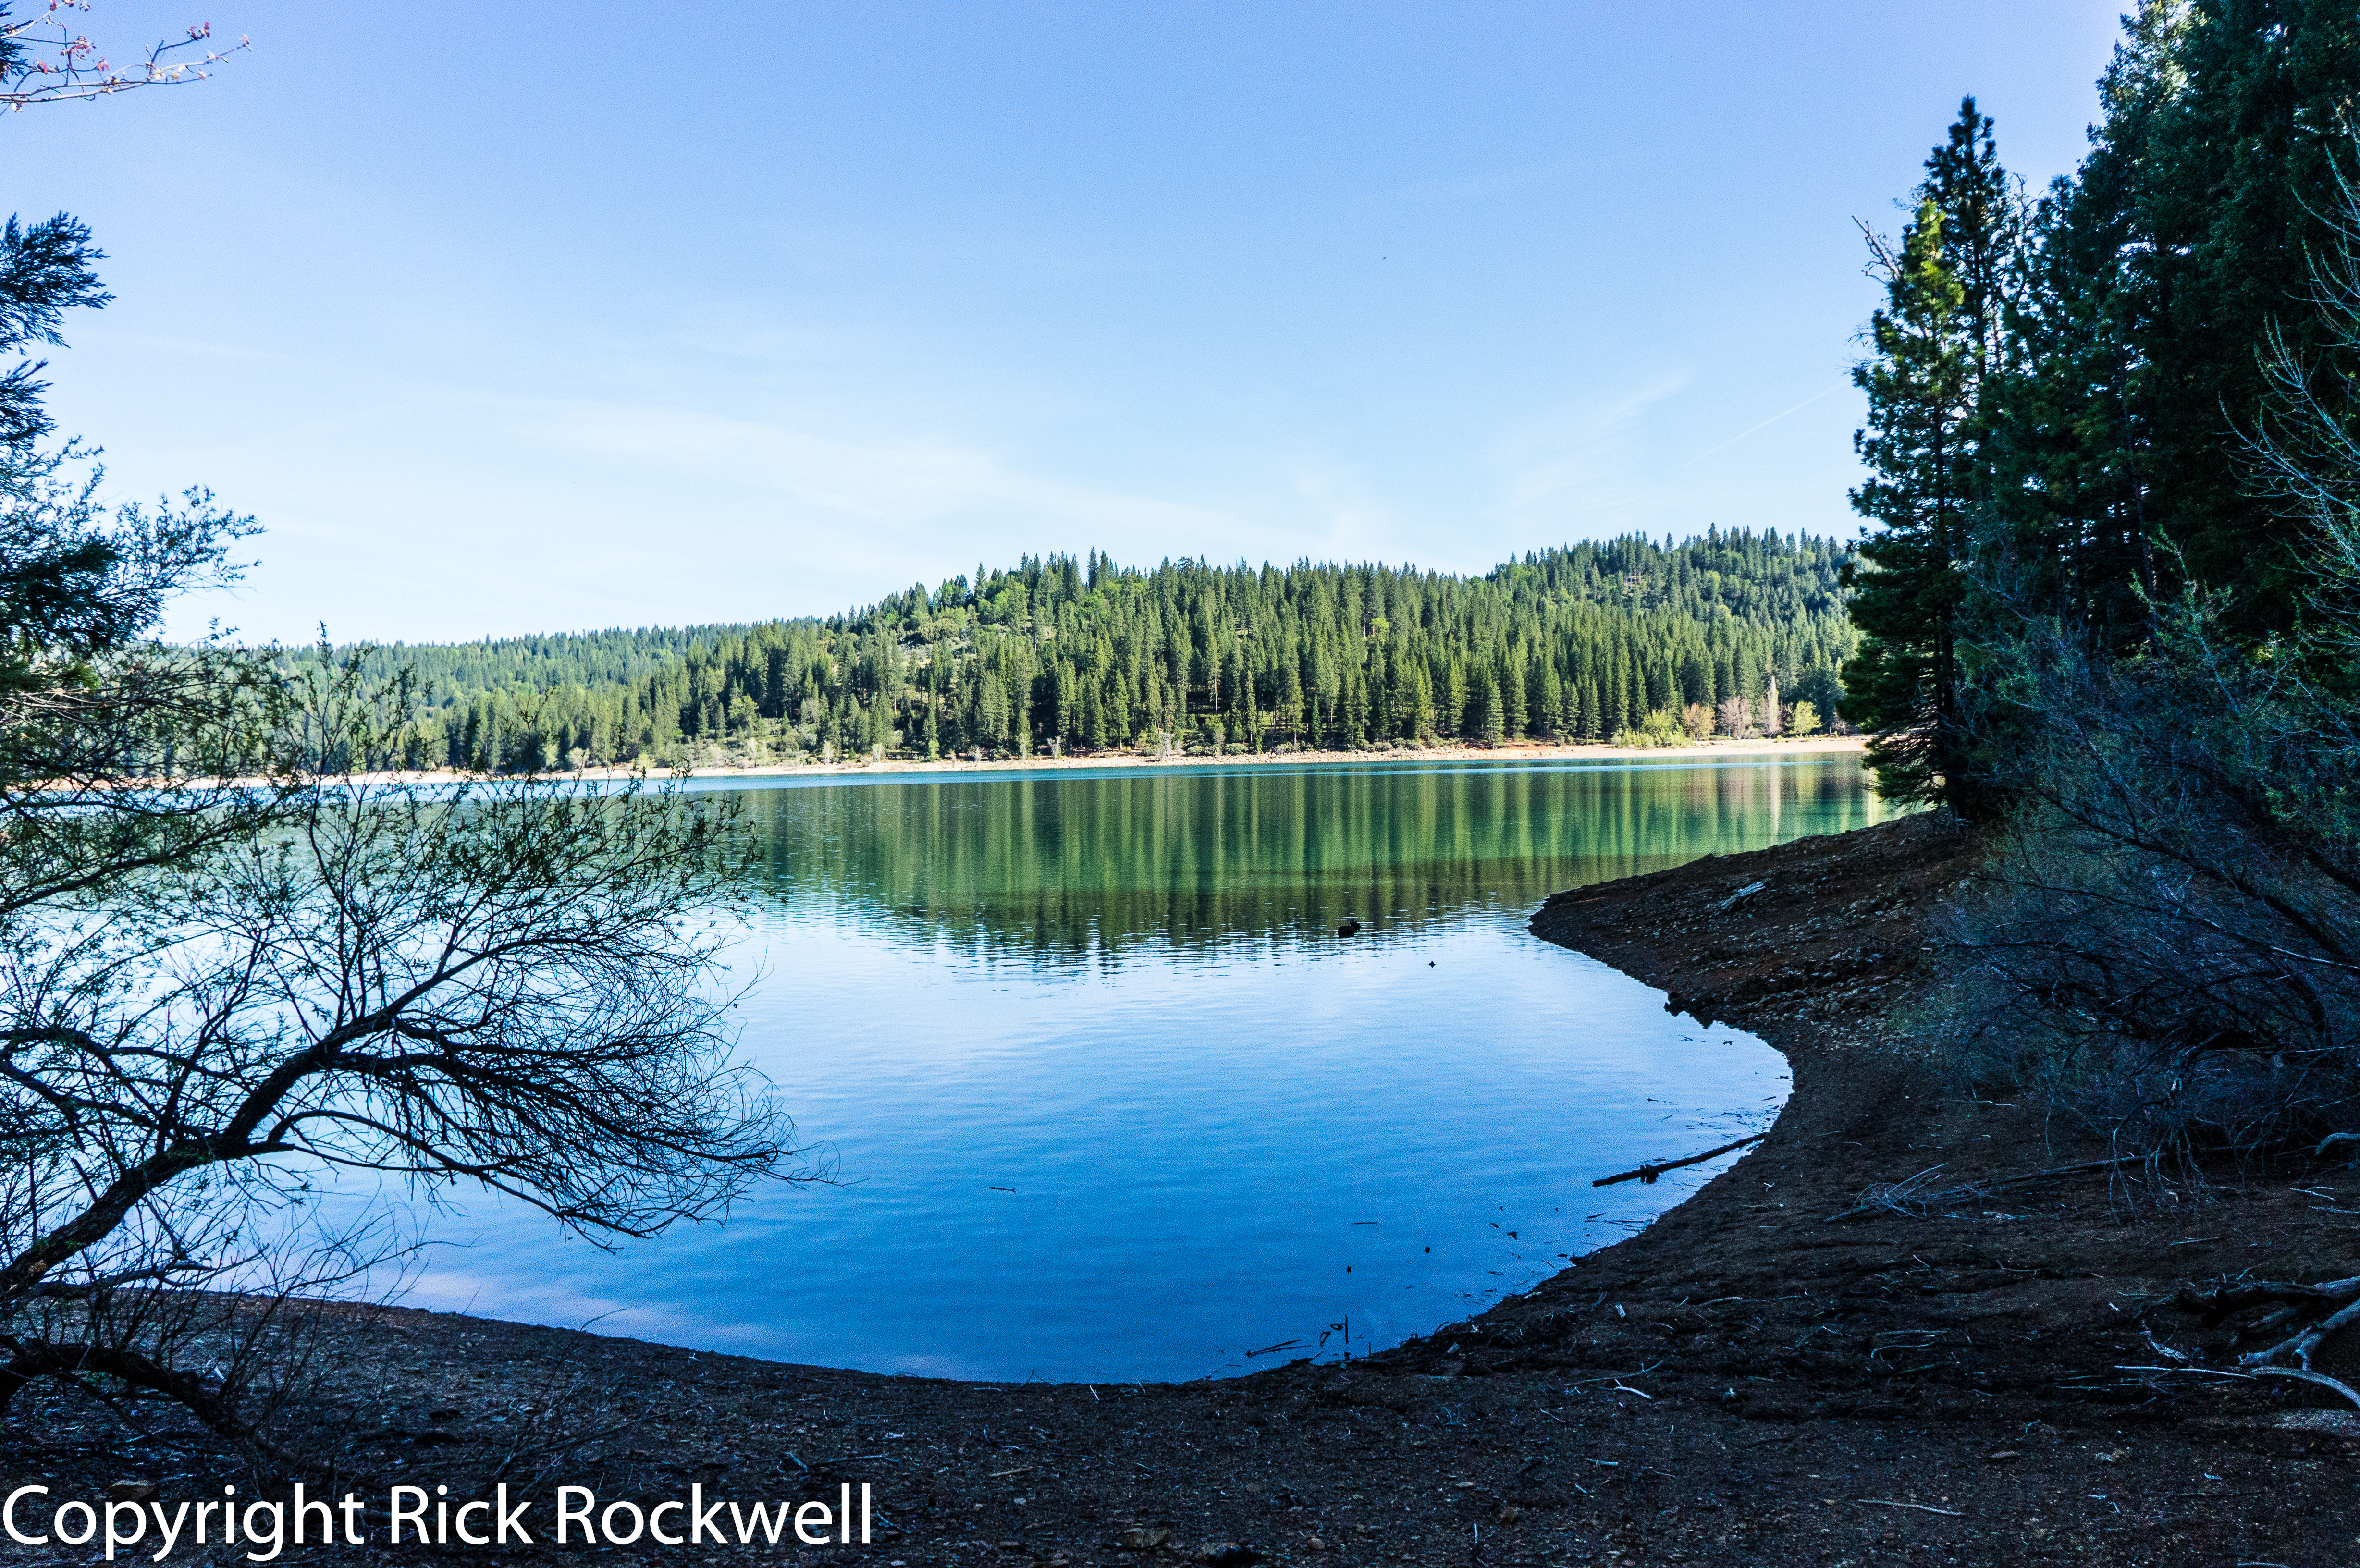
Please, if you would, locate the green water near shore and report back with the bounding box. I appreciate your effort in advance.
[734,754,1879,962]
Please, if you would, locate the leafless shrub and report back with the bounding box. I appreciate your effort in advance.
[0,670,823,1458]
[1942,594,2360,1162]
[4,1225,408,1473]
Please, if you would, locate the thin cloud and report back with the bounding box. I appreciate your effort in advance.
[500,399,1229,538]
[1684,380,1849,467]
[1489,372,1695,516]
[1282,458,1409,559]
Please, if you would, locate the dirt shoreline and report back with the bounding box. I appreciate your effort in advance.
[5,815,2354,1566]
[326,735,1868,789]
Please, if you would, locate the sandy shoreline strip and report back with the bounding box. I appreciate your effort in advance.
[341,733,1869,788]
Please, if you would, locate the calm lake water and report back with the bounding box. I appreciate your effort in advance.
[403,754,1895,1381]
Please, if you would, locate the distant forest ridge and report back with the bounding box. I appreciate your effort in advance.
[301,529,1859,772]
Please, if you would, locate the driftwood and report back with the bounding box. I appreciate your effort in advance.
[2176,1274,2360,1409]
[1824,1156,2149,1222]
[1593,1133,1768,1188]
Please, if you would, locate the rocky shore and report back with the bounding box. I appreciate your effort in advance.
[4,815,2354,1566]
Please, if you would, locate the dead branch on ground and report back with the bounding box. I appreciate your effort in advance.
[1825,1156,2148,1222]
[2175,1274,2360,1408]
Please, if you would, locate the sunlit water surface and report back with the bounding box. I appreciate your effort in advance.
[398,755,1895,1381]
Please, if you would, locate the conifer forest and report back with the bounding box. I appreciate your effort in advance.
[316,530,1858,773]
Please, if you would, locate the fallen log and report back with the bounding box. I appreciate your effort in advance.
[1593,1132,1768,1187]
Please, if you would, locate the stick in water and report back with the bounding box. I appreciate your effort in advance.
[1593,1133,1769,1187]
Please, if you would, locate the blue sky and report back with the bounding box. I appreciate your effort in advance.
[12,2,2126,645]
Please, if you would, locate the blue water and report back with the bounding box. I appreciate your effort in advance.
[394,754,1890,1381]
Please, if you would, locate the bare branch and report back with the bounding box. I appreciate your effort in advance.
[0,5,249,111]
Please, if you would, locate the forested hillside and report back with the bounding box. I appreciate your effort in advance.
[325,625,757,699]
[321,529,1856,772]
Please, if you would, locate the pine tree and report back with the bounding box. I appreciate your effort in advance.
[1500,660,1526,737]
[1403,662,1434,740]
[2129,0,2360,629]
[1845,99,2028,808]
[1846,195,1973,804]
[986,666,1007,753]
[1477,677,1504,745]
[1536,661,1563,739]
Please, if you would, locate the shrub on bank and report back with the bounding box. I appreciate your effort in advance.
[1610,708,1693,748]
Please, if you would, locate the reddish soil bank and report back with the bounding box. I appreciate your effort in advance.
[4,816,2356,1566]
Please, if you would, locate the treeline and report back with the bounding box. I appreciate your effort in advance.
[309,530,1859,772]
[325,625,756,701]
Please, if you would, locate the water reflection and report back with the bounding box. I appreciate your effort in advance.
[743,756,1883,965]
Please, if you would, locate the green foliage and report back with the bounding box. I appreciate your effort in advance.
[1845,97,2026,810]
[0,197,287,917]
[2108,0,2360,628]
[0,213,108,450]
[1927,2,2360,675]
[1610,708,1691,749]
[1847,11,2360,804]
[293,531,1860,772]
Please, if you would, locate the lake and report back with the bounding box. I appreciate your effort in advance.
[401,752,1896,1381]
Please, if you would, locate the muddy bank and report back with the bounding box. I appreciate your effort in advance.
[4,815,2354,1567]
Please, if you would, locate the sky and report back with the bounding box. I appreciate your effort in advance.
[9,2,2129,646]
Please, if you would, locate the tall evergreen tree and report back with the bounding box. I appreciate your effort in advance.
[1845,99,2024,808]
[2130,0,2360,626]
[1846,195,1974,806]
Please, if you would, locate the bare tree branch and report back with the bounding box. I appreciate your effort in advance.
[0,3,248,111]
